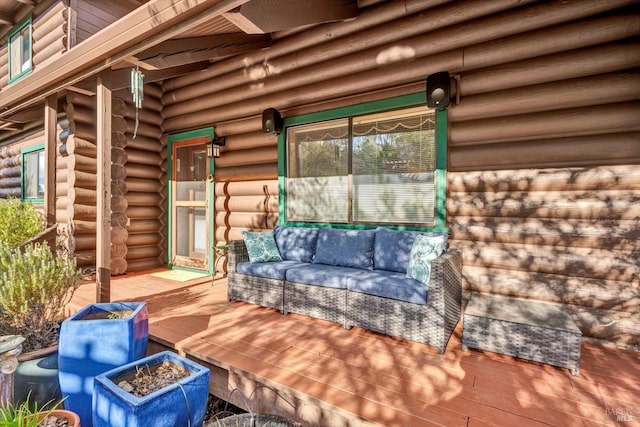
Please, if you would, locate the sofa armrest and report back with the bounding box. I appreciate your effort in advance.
[427,248,463,345]
[228,240,249,272]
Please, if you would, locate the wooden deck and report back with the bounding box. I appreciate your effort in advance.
[67,270,639,427]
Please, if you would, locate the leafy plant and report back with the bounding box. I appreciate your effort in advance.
[0,242,81,352]
[0,393,61,427]
[0,199,44,249]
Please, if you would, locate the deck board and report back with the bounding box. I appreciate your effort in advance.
[67,272,640,427]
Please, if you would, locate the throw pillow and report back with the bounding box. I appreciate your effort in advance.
[241,231,283,263]
[406,234,446,284]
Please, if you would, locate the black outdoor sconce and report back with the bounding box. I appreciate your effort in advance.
[262,108,283,134]
[426,71,451,110]
[206,136,226,158]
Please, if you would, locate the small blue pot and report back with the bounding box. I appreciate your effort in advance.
[58,302,148,427]
[93,351,210,427]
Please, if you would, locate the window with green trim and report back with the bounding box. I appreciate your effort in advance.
[21,145,44,202]
[9,17,32,83]
[283,101,441,227]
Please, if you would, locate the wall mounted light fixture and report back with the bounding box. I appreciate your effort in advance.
[206,136,226,158]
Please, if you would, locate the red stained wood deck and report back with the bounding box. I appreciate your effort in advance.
[67,270,639,426]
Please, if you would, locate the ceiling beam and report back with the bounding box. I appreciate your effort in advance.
[223,0,358,34]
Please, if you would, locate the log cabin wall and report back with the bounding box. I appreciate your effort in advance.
[0,129,44,199]
[116,83,167,272]
[161,0,639,346]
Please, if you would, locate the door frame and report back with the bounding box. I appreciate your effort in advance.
[167,127,215,273]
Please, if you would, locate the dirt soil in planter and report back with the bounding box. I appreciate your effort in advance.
[117,360,191,396]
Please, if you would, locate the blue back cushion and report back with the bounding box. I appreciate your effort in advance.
[374,227,448,273]
[274,226,319,263]
[314,228,375,270]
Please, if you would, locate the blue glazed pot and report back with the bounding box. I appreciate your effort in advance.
[93,351,210,427]
[58,302,148,427]
[14,347,62,408]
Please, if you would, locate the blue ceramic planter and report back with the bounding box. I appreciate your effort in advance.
[93,351,210,427]
[58,302,148,427]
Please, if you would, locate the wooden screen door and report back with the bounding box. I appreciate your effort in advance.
[171,137,211,270]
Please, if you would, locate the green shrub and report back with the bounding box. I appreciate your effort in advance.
[0,243,81,351]
[0,199,44,249]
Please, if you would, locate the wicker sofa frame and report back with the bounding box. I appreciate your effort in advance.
[227,240,462,353]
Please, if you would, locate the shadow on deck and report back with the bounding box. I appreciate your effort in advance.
[67,270,640,427]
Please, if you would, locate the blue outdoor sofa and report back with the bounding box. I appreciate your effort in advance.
[227,226,462,353]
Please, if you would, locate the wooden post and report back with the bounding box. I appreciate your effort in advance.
[44,94,57,227]
[96,72,112,302]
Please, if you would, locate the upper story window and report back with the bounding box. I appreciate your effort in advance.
[9,16,33,83]
[21,145,44,202]
[280,94,447,228]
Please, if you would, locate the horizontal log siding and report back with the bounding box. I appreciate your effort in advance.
[120,83,166,272]
[32,1,67,68]
[159,0,639,346]
[0,131,45,198]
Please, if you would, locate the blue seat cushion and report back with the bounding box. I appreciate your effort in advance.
[274,226,319,263]
[285,264,361,289]
[314,228,375,270]
[374,227,449,273]
[237,260,309,280]
[347,270,427,305]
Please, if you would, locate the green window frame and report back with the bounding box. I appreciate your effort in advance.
[21,144,45,203]
[9,16,33,84]
[278,93,448,231]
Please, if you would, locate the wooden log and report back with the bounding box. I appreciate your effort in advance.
[459,41,640,97]
[214,163,277,182]
[112,116,128,133]
[112,226,129,245]
[67,153,97,173]
[126,121,162,140]
[218,132,276,152]
[110,258,128,276]
[112,164,127,181]
[126,191,163,206]
[455,240,638,282]
[213,195,278,213]
[126,245,162,261]
[214,180,278,197]
[566,305,639,346]
[126,178,162,193]
[215,226,262,242]
[125,163,162,179]
[128,219,162,233]
[71,235,97,252]
[126,258,164,272]
[214,211,278,229]
[447,190,640,220]
[111,194,129,212]
[65,134,96,157]
[449,102,640,146]
[74,250,96,267]
[111,180,128,197]
[461,265,639,312]
[450,216,639,251]
[214,117,262,136]
[32,34,66,65]
[215,146,277,168]
[72,125,96,143]
[122,105,163,126]
[66,103,96,129]
[0,188,21,198]
[126,233,162,247]
[126,206,163,220]
[33,16,66,45]
[447,165,640,193]
[0,165,21,178]
[67,169,97,190]
[126,135,162,153]
[68,187,97,205]
[449,132,640,171]
[126,148,161,166]
[463,13,640,70]
[67,203,96,221]
[110,243,128,259]
[111,131,128,148]
[112,98,128,116]
[449,71,640,122]
[112,212,128,228]
[111,147,128,165]
[71,220,97,236]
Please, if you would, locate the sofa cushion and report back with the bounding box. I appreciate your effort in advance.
[237,260,309,280]
[286,264,361,289]
[347,270,427,305]
[274,226,319,263]
[374,227,448,273]
[241,231,283,263]
[314,228,375,270]
[406,234,446,284]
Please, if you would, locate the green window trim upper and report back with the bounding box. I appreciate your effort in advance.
[278,93,448,232]
[167,127,215,271]
[21,143,44,203]
[8,15,33,84]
